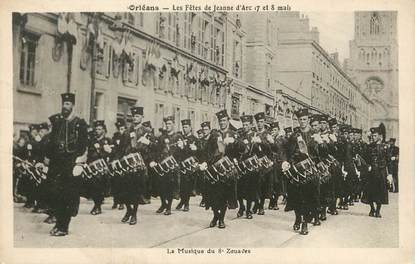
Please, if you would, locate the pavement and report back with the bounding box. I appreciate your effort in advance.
[14,193,399,248]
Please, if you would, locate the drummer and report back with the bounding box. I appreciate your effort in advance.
[121,106,152,225]
[236,114,257,219]
[284,108,321,235]
[199,110,243,229]
[149,116,184,216]
[175,119,199,212]
[85,120,113,216]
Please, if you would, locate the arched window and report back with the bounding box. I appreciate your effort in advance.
[370,12,380,35]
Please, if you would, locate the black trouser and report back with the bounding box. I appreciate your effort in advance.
[52,177,80,232]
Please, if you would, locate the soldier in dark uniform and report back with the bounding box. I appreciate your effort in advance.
[46,93,88,236]
[150,116,183,216]
[13,136,28,203]
[235,114,257,219]
[141,120,154,204]
[252,112,274,215]
[200,110,243,228]
[387,138,399,193]
[20,124,41,209]
[337,125,355,210]
[327,118,341,215]
[351,128,368,202]
[175,119,199,212]
[196,129,204,139]
[361,127,389,217]
[120,106,152,224]
[84,120,113,215]
[196,121,212,208]
[111,119,127,210]
[284,108,321,235]
[268,121,287,210]
[284,127,293,139]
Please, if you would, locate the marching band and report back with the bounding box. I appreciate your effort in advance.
[12,93,398,236]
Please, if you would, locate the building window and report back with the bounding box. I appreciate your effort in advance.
[96,39,111,78]
[92,92,105,121]
[123,51,139,86]
[231,94,240,120]
[154,102,165,130]
[370,12,380,35]
[19,31,39,87]
[117,97,137,124]
[232,39,241,78]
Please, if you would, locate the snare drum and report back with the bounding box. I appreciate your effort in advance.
[283,158,318,185]
[89,159,109,175]
[153,155,179,177]
[180,156,199,175]
[241,155,260,173]
[208,156,238,183]
[121,152,146,172]
[109,159,124,176]
[316,161,331,184]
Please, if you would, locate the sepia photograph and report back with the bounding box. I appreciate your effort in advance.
[9,10,401,249]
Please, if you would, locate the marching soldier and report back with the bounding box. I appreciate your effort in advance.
[111,119,127,210]
[196,121,212,208]
[327,118,341,215]
[150,116,183,216]
[199,110,243,228]
[351,128,368,202]
[235,114,257,219]
[284,108,321,235]
[141,121,155,204]
[175,119,199,212]
[120,106,152,224]
[387,138,399,193]
[252,112,274,215]
[85,120,113,215]
[268,121,287,210]
[361,127,389,217]
[46,93,88,236]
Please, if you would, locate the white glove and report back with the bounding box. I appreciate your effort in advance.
[72,165,84,177]
[266,134,274,144]
[252,136,261,143]
[177,139,184,149]
[103,144,112,153]
[391,157,396,161]
[27,144,32,150]
[387,174,393,184]
[35,162,43,169]
[368,166,372,172]
[149,161,157,168]
[243,139,249,145]
[224,137,235,144]
[281,161,290,171]
[138,136,150,145]
[94,143,100,149]
[42,166,49,174]
[130,132,136,138]
[199,162,208,171]
[190,143,197,151]
[313,134,323,144]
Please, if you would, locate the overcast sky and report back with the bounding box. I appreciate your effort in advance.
[305,12,355,62]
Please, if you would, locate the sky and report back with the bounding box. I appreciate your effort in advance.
[305,12,355,63]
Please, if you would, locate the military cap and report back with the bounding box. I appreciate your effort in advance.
[270,121,280,129]
[93,120,105,128]
[115,119,126,128]
[320,115,329,122]
[181,119,191,126]
[370,127,381,134]
[215,109,229,120]
[295,108,309,118]
[254,112,265,121]
[61,93,75,104]
[38,122,49,130]
[284,127,293,133]
[328,118,337,127]
[131,106,144,116]
[240,115,253,123]
[200,121,211,128]
[29,124,38,131]
[310,114,320,123]
[163,116,175,123]
[142,121,152,128]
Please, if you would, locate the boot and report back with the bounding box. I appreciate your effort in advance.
[129,215,137,225]
[118,204,124,210]
[293,217,301,231]
[319,210,327,221]
[112,203,117,209]
[176,201,183,210]
[369,209,375,217]
[257,208,265,215]
[121,211,131,223]
[164,209,172,215]
[246,211,253,219]
[237,208,245,218]
[90,206,98,215]
[183,204,189,212]
[156,204,166,213]
[209,213,218,228]
[300,222,309,235]
[218,219,226,229]
[313,217,321,226]
[50,230,68,236]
